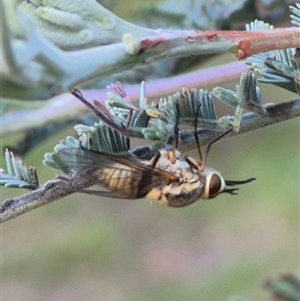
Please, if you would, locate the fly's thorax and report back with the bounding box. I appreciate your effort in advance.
[145,166,204,207]
[145,166,227,207]
[149,149,227,200]
[146,175,204,207]
[141,150,205,207]
[201,167,226,199]
[155,149,190,172]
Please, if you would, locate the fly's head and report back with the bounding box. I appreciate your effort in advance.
[200,167,255,199]
[184,154,255,201]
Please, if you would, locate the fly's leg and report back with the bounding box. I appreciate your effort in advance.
[148,151,161,168]
[194,103,204,164]
[186,103,233,172]
[168,103,180,164]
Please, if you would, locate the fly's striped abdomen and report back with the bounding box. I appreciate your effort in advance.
[88,164,163,198]
[57,148,178,199]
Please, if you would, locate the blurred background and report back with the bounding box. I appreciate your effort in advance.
[1,0,299,300]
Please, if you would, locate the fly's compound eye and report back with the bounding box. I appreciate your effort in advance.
[203,173,226,199]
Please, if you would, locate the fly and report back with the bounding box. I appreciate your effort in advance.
[57,89,255,207]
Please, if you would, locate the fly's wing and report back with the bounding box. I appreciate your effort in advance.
[57,148,178,199]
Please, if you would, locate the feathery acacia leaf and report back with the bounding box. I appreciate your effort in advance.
[0,149,39,189]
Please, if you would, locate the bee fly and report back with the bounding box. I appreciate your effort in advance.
[57,89,255,207]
